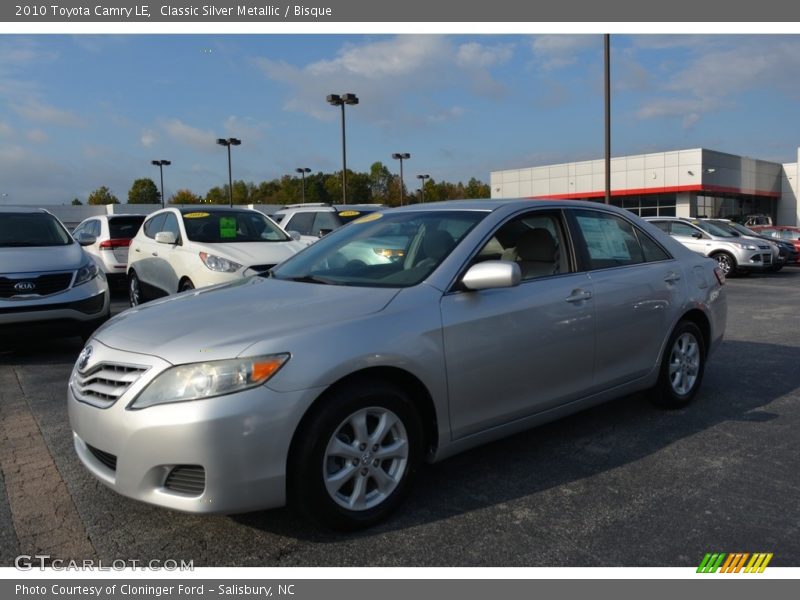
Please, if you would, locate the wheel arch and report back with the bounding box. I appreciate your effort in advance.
[287,366,440,481]
[676,308,711,358]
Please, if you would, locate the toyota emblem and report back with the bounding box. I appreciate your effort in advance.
[77,345,93,371]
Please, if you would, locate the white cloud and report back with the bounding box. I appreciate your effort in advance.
[222,115,270,142]
[161,119,216,152]
[530,35,602,70]
[457,42,514,69]
[254,35,509,126]
[26,129,47,143]
[11,99,85,127]
[140,131,156,147]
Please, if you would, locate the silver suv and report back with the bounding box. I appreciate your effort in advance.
[646,217,774,276]
[1,207,110,340]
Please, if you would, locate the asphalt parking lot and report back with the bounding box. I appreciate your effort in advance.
[1,271,799,568]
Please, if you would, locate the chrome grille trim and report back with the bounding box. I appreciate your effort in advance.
[72,362,149,408]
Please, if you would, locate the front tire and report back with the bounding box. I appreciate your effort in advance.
[128,272,143,307]
[711,252,736,277]
[289,379,423,530]
[179,278,195,292]
[651,321,706,409]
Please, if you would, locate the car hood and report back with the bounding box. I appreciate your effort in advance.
[94,277,400,363]
[191,240,305,267]
[0,243,84,274]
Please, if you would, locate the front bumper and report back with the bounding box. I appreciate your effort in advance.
[67,341,321,514]
[0,276,110,330]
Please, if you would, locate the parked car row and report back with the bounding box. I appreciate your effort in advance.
[645,217,798,276]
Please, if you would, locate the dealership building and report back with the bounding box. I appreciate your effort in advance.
[490,147,800,226]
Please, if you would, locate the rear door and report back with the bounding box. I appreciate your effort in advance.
[568,208,682,387]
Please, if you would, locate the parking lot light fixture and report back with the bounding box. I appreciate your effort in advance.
[216,138,241,207]
[327,93,359,205]
[295,167,311,203]
[392,153,411,206]
[151,160,171,208]
[416,174,430,203]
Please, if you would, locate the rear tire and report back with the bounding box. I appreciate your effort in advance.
[651,321,706,409]
[289,378,423,531]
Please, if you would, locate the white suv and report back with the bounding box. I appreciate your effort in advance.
[127,207,305,305]
[73,214,146,286]
[646,217,774,276]
[271,204,343,246]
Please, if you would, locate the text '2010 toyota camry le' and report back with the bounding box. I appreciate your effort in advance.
[68,199,727,530]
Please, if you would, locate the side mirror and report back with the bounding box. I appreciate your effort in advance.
[155,231,177,245]
[76,234,96,247]
[692,232,703,239]
[288,230,302,241]
[461,261,521,291]
[318,228,333,237]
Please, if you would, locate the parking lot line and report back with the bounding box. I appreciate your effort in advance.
[0,367,97,562]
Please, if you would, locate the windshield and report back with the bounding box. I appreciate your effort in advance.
[182,211,290,243]
[725,222,758,237]
[272,210,486,288]
[693,220,736,237]
[0,213,72,247]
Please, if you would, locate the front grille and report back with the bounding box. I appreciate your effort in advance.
[0,272,73,299]
[87,444,117,471]
[763,253,773,265]
[164,465,206,495]
[73,362,149,408]
[249,264,276,277]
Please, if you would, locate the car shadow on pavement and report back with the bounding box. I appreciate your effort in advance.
[232,338,799,542]
[0,335,84,365]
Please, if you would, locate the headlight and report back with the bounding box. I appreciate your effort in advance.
[199,252,242,273]
[74,261,99,286]
[738,243,758,251]
[130,353,289,409]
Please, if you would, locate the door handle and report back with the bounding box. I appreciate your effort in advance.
[134,248,140,252]
[152,252,158,257]
[566,289,592,303]
[664,272,681,284]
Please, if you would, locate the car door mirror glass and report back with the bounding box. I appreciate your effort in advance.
[155,231,177,245]
[462,261,521,291]
[76,233,96,246]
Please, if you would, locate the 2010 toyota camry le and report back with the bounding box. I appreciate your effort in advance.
[68,199,727,530]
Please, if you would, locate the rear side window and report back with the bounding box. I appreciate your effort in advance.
[143,213,167,239]
[109,216,145,239]
[670,222,699,237]
[572,210,668,270]
[285,212,314,235]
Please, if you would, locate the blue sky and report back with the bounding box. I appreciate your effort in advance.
[3,34,800,205]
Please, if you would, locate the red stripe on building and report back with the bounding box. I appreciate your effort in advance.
[528,184,780,200]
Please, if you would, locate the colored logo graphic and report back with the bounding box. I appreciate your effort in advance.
[697,553,773,573]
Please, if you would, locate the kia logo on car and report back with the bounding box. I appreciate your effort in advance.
[14,281,36,292]
[77,345,93,372]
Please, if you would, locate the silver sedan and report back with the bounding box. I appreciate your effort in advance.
[68,200,727,530]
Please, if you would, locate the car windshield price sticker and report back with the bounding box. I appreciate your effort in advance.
[220,217,237,239]
[184,212,210,219]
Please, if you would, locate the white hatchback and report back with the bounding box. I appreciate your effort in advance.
[127,207,305,305]
[73,214,146,286]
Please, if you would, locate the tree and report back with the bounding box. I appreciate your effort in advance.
[87,186,119,205]
[464,177,490,199]
[170,189,201,205]
[71,198,82,206]
[128,178,160,204]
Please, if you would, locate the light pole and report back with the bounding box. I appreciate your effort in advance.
[416,174,430,203]
[392,152,411,206]
[216,137,241,206]
[327,93,359,205]
[295,167,311,203]
[151,160,171,207]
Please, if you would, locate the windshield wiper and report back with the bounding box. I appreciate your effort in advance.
[281,274,335,285]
